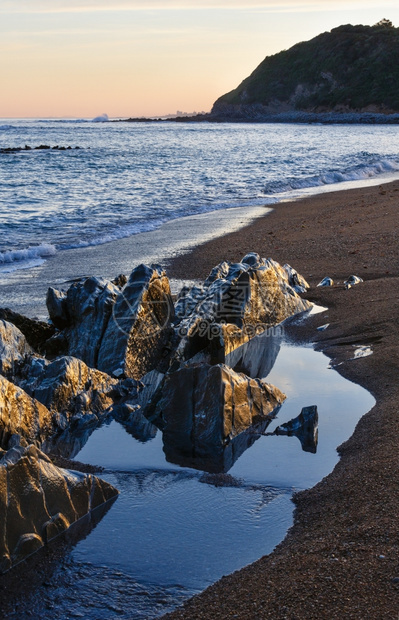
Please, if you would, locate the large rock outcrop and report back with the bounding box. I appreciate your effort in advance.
[97,264,174,379]
[147,363,285,470]
[46,277,120,367]
[0,443,118,572]
[173,253,311,362]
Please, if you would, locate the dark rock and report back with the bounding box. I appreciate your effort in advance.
[111,274,128,288]
[147,363,285,471]
[46,288,68,329]
[344,275,363,289]
[47,277,120,368]
[275,405,319,453]
[0,309,55,354]
[317,277,334,287]
[97,264,174,379]
[0,443,118,571]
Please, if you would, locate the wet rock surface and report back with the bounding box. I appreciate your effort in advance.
[97,263,175,379]
[0,375,52,448]
[147,363,285,472]
[0,443,118,572]
[173,253,311,363]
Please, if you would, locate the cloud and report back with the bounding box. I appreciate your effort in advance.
[1,0,398,13]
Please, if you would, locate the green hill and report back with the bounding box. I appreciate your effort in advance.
[212,20,399,117]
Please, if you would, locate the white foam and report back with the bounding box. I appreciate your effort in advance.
[263,157,399,195]
[0,243,56,265]
[92,113,109,123]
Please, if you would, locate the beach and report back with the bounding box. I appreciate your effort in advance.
[160,179,399,618]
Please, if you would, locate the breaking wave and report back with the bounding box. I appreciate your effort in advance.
[0,243,56,265]
[263,157,399,194]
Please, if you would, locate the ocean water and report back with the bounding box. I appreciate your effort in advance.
[1,119,399,271]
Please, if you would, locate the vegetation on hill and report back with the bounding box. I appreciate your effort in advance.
[214,21,399,113]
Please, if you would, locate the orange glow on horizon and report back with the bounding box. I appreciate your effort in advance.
[1,2,399,118]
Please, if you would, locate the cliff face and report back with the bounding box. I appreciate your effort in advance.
[212,22,399,118]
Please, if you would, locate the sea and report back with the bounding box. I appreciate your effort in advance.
[1,118,399,273]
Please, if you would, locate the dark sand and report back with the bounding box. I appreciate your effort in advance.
[163,180,399,619]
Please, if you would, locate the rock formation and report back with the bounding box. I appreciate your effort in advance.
[0,252,313,567]
[173,253,311,363]
[46,276,120,366]
[0,320,32,378]
[18,355,117,431]
[0,375,53,449]
[97,264,174,379]
[147,363,285,471]
[0,442,118,572]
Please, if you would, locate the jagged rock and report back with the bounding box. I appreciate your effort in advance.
[283,263,310,294]
[97,264,175,379]
[19,356,118,427]
[0,320,32,378]
[0,309,55,353]
[344,275,363,289]
[147,363,285,469]
[0,443,118,572]
[275,405,319,453]
[174,253,311,362]
[317,277,334,287]
[46,288,68,329]
[0,375,53,449]
[47,277,120,367]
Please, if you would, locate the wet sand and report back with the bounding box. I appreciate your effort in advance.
[0,205,268,319]
[163,180,399,618]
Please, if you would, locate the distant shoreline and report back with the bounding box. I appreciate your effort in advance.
[114,111,399,124]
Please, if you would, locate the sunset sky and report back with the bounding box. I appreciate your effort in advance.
[1,1,399,118]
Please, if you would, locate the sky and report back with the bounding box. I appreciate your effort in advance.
[1,1,399,118]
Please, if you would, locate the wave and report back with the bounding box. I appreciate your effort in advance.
[0,125,15,130]
[263,157,399,194]
[0,243,56,265]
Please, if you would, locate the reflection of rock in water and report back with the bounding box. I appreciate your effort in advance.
[42,420,106,459]
[147,363,285,474]
[164,417,274,473]
[112,403,158,443]
[0,499,125,620]
[275,405,319,454]
[226,326,282,380]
